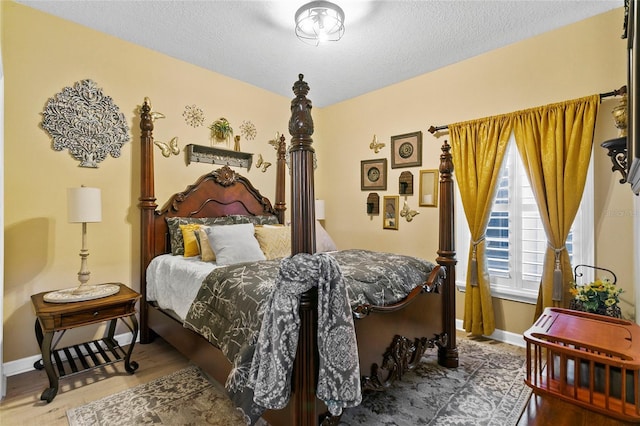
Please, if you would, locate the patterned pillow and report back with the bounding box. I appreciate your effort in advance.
[166,216,234,255]
[179,223,202,257]
[230,214,280,226]
[254,225,291,260]
[204,223,266,266]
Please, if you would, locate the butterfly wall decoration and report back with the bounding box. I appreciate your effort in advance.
[150,111,166,122]
[400,201,420,222]
[154,136,180,157]
[369,134,385,153]
[268,132,282,150]
[256,154,272,172]
[142,97,166,121]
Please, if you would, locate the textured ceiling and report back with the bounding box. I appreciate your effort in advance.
[16,0,621,107]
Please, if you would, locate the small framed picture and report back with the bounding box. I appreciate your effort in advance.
[361,159,387,191]
[419,169,439,207]
[391,131,422,168]
[383,195,399,230]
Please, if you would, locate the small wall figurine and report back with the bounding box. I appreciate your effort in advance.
[369,134,385,153]
[400,201,420,222]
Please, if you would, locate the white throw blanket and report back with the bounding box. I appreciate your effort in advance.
[248,252,362,416]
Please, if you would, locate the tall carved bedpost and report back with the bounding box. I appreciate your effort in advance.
[436,140,459,368]
[275,134,287,224]
[288,74,318,425]
[289,74,317,254]
[139,99,157,344]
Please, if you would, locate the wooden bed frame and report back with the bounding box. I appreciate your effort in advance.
[138,75,458,425]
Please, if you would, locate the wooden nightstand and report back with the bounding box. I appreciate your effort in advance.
[31,283,141,402]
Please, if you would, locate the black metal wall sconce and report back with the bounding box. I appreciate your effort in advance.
[600,86,628,184]
[399,171,413,195]
[366,192,379,215]
[601,137,628,184]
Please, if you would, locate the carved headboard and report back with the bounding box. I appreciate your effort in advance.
[149,165,279,259]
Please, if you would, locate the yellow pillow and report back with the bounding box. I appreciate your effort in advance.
[197,227,216,262]
[254,225,291,260]
[179,223,201,257]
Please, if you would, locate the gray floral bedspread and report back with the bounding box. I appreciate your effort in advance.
[183,249,440,424]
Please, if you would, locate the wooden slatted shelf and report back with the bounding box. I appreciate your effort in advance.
[36,338,128,378]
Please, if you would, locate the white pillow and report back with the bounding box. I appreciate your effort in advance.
[316,221,337,252]
[204,223,266,266]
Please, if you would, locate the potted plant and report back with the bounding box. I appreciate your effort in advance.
[569,278,623,318]
[208,117,233,147]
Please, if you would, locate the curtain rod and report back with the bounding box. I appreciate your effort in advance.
[427,85,627,135]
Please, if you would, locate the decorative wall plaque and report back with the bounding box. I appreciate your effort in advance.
[240,120,257,140]
[183,104,205,127]
[41,79,130,168]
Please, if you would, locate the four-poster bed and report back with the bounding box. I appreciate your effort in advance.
[138,75,458,425]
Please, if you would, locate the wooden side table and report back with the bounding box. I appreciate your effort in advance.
[31,283,141,402]
[524,307,640,423]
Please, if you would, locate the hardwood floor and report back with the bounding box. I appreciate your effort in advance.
[1,336,634,426]
[0,338,191,426]
[518,393,634,426]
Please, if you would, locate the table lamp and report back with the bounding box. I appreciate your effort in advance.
[67,186,102,294]
[44,186,121,302]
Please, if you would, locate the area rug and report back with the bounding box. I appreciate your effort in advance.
[66,366,248,426]
[339,337,531,425]
[67,338,530,426]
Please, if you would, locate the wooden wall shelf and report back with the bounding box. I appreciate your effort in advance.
[186,144,253,170]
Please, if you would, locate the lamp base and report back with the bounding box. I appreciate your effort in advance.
[43,283,120,303]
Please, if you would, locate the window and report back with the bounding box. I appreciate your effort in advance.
[455,135,594,303]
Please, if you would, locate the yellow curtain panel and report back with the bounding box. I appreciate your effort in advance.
[512,95,599,318]
[450,116,512,336]
[450,94,599,334]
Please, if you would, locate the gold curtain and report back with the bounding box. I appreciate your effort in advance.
[511,95,599,318]
[450,116,512,336]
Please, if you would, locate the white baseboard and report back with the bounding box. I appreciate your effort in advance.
[456,319,526,348]
[3,332,137,378]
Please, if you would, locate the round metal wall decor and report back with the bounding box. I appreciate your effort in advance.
[399,142,414,158]
[42,79,130,168]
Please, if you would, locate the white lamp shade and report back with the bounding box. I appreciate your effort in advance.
[315,199,325,220]
[68,187,102,223]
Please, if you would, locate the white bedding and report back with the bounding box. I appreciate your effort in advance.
[146,254,217,320]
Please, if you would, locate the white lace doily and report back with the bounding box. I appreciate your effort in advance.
[43,284,121,303]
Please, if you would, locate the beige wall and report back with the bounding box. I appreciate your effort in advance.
[316,7,636,333]
[2,2,291,362]
[2,3,636,363]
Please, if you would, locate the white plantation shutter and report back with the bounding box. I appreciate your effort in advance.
[456,136,593,303]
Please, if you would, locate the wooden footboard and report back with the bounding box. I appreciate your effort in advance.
[356,291,445,391]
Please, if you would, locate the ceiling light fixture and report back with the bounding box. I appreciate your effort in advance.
[295,1,345,46]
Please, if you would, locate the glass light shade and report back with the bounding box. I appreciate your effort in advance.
[315,199,325,220]
[295,1,345,46]
[68,187,102,223]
